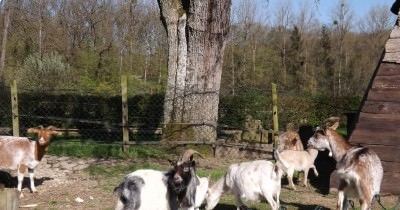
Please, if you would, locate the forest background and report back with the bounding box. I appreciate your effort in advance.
[0,0,396,134]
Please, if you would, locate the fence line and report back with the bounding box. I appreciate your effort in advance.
[0,77,358,144]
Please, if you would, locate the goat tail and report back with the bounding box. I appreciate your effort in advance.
[114,175,144,210]
[274,150,288,175]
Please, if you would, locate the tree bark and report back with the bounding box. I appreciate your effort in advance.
[158,0,231,142]
[0,0,12,86]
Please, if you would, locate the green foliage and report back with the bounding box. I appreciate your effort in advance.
[288,26,304,78]
[15,52,72,90]
[219,89,271,128]
[219,91,361,130]
[17,90,164,142]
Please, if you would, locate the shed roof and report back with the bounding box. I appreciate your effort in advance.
[383,27,400,63]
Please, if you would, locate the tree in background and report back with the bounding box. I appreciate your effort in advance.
[318,25,335,96]
[287,26,304,91]
[332,0,353,97]
[0,0,12,86]
[157,0,231,142]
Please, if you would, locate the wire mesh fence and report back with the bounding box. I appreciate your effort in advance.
[0,81,359,144]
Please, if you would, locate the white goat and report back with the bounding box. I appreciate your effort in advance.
[194,176,209,210]
[114,149,206,210]
[274,147,319,190]
[206,160,282,210]
[0,126,60,197]
[308,117,383,210]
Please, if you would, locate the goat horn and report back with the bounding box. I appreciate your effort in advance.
[46,126,57,130]
[178,149,204,163]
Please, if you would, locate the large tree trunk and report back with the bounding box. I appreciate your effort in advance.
[0,0,12,86]
[158,0,231,142]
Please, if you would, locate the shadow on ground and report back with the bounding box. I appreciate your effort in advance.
[281,200,330,210]
[0,171,53,191]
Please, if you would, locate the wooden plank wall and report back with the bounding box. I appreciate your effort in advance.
[347,62,400,195]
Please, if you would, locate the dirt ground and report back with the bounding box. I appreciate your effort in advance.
[3,155,399,210]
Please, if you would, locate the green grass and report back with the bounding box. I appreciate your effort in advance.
[47,138,170,159]
[86,162,167,178]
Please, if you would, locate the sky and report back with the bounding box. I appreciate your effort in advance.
[232,0,396,26]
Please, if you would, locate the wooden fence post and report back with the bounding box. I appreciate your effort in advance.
[10,79,19,137]
[272,83,279,148]
[0,188,19,210]
[121,75,129,150]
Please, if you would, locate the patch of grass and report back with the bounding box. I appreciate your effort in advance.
[85,161,168,178]
[197,168,226,181]
[48,139,169,159]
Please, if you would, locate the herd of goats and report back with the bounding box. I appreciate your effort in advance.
[0,117,383,210]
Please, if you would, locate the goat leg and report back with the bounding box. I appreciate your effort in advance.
[28,168,37,193]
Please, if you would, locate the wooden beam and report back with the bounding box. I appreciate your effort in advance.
[376,63,400,76]
[367,89,400,103]
[366,145,400,162]
[121,75,129,150]
[272,83,279,148]
[361,101,400,115]
[10,80,19,137]
[382,161,400,173]
[372,75,400,90]
[350,129,400,147]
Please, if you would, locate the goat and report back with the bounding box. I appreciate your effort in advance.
[307,117,383,210]
[274,147,319,190]
[205,160,282,210]
[194,176,209,210]
[277,127,304,152]
[0,125,61,197]
[114,149,205,210]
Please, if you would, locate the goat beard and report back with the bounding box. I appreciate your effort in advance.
[168,178,189,194]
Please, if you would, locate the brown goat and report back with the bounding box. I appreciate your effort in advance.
[0,126,61,197]
[277,124,304,152]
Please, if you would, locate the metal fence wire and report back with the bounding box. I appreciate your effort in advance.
[0,83,358,144]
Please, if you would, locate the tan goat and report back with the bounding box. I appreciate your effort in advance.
[0,126,61,197]
[308,117,383,210]
[277,124,304,152]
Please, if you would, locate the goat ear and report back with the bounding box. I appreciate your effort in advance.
[291,138,297,146]
[168,159,175,166]
[191,160,196,167]
[329,121,339,130]
[51,130,63,136]
[27,128,39,134]
[323,117,340,130]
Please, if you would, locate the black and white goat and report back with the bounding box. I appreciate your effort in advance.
[308,117,383,210]
[113,149,205,210]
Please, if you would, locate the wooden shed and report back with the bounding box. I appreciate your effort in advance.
[343,10,400,195]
